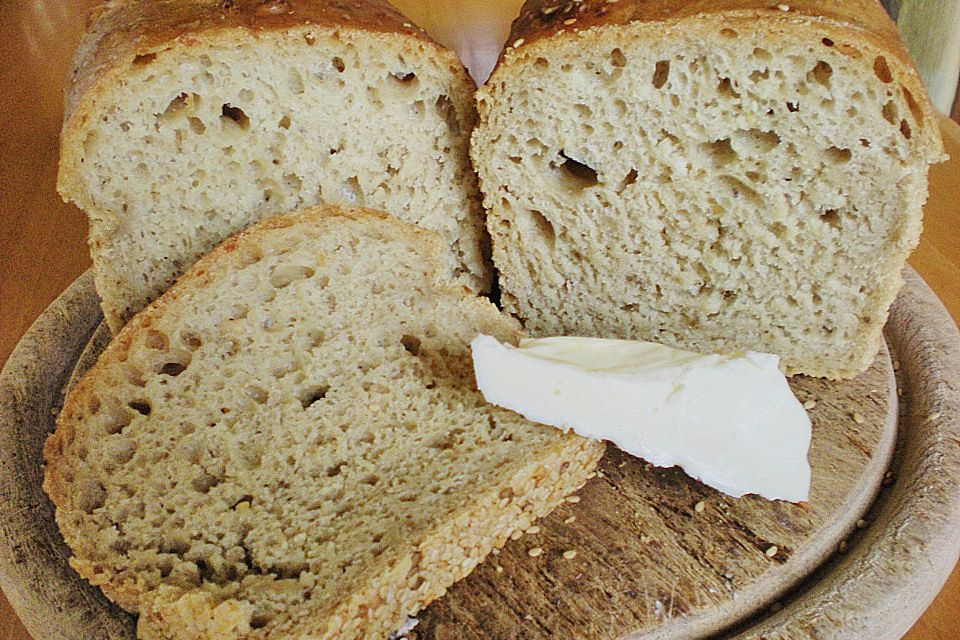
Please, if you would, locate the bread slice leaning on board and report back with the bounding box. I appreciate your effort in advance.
[57,0,490,332]
[472,0,946,379]
[43,206,604,640]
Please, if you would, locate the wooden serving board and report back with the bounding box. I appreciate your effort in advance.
[3,269,957,640]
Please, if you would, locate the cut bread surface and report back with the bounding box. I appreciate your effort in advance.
[473,3,945,378]
[43,206,603,640]
[58,0,490,331]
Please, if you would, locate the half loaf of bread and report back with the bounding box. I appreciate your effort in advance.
[58,0,490,331]
[472,0,946,378]
[43,206,604,640]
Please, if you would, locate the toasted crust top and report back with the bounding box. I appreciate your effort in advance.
[490,0,943,157]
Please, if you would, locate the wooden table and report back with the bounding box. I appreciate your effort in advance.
[0,1,957,638]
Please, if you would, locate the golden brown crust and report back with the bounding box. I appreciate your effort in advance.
[496,0,943,155]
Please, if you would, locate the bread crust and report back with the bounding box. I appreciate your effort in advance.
[491,0,943,156]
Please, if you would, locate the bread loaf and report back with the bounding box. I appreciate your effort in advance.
[58,0,490,332]
[472,0,946,378]
[43,206,604,640]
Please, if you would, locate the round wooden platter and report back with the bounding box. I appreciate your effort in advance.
[0,270,957,640]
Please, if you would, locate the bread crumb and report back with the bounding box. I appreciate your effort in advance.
[528,547,543,557]
[496,565,503,573]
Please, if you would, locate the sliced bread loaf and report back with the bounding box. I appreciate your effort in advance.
[58,0,490,332]
[472,0,946,379]
[43,206,604,640]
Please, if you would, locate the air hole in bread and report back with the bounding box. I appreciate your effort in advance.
[300,385,330,409]
[617,168,638,193]
[303,32,315,46]
[128,400,152,416]
[881,100,898,125]
[787,102,800,112]
[159,361,187,377]
[245,385,268,404]
[554,151,598,190]
[720,28,738,39]
[250,612,272,630]
[652,60,670,88]
[520,209,556,249]
[822,37,835,47]
[719,176,762,206]
[873,56,893,83]
[810,60,833,87]
[752,47,772,61]
[181,332,202,351]
[132,52,157,66]
[400,334,421,356]
[699,138,737,168]
[288,68,305,95]
[220,104,249,131]
[820,209,841,228]
[187,116,205,135]
[102,404,133,434]
[76,479,107,513]
[825,146,852,164]
[390,71,418,86]
[192,471,223,494]
[145,329,170,351]
[610,47,627,68]
[361,474,379,485]
[718,78,739,99]
[534,57,549,69]
[900,119,912,139]
[902,87,922,125]
[331,56,345,72]
[279,114,292,129]
[269,264,316,289]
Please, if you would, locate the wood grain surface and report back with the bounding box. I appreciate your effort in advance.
[0,1,958,639]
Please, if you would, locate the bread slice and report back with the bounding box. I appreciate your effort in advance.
[472,0,946,379]
[43,206,604,640]
[58,0,490,332]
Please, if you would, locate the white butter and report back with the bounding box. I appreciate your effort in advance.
[471,335,811,502]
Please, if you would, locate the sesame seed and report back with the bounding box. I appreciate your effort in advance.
[563,549,578,559]
[640,534,651,543]
[564,515,576,524]
[527,525,540,534]
[839,540,849,552]
[510,529,523,540]
[587,471,597,479]
[853,412,865,424]
[765,545,779,558]
[496,565,503,573]
[929,412,942,421]
[402,22,412,28]
[777,3,789,10]
[563,17,577,25]
[694,501,706,513]
[892,358,901,371]
[803,399,817,410]
[528,547,543,557]
[566,495,581,503]
[542,5,559,15]
[512,38,525,48]
[856,518,867,529]
[618,461,627,467]
[492,548,500,555]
